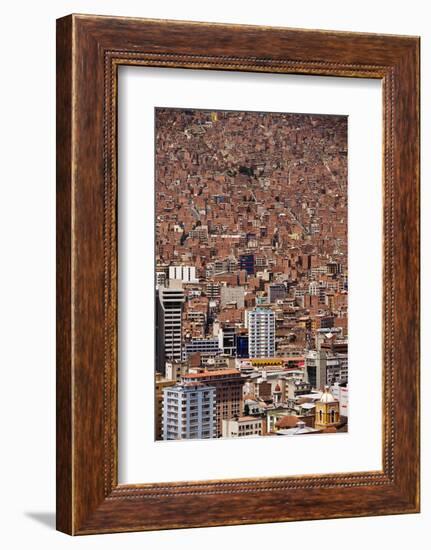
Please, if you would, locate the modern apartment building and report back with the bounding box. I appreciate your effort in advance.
[183,337,221,360]
[168,265,199,284]
[206,281,221,300]
[155,270,167,289]
[218,325,237,356]
[162,382,216,440]
[155,373,176,439]
[182,369,244,437]
[268,283,287,303]
[248,307,275,358]
[156,287,185,375]
[326,353,348,386]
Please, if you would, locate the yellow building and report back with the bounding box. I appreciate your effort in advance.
[314,385,340,430]
[155,373,176,440]
[250,358,284,367]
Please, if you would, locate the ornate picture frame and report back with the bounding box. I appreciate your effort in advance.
[56,14,420,535]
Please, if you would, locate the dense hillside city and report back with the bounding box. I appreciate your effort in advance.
[155,108,348,441]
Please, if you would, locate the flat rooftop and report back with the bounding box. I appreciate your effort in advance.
[182,369,240,379]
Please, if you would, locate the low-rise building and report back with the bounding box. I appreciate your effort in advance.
[222,416,263,438]
[276,420,321,436]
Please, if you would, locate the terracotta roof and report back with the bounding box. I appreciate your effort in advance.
[275,415,301,428]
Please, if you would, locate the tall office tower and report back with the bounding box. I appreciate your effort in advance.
[182,370,244,437]
[162,382,217,440]
[239,253,255,275]
[305,349,327,390]
[247,307,275,358]
[156,287,185,375]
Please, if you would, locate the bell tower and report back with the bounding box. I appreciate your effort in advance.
[315,386,340,430]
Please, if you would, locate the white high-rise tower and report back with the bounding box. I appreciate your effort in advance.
[247,307,275,358]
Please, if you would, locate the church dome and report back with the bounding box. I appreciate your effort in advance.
[319,385,336,403]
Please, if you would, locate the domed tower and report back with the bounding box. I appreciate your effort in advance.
[273,382,282,406]
[315,386,340,430]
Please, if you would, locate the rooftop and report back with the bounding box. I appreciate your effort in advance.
[182,368,240,379]
[237,416,262,422]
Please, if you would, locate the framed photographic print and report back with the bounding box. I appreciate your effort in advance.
[56,14,420,535]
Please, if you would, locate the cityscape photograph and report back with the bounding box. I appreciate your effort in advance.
[154,107,348,441]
